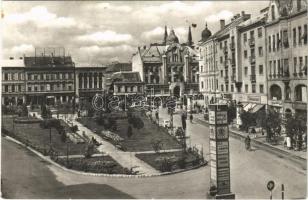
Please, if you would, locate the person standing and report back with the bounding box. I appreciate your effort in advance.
[245,135,251,150]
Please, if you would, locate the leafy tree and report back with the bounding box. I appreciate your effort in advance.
[240,111,256,132]
[227,102,236,124]
[127,126,133,138]
[70,125,78,133]
[41,104,48,118]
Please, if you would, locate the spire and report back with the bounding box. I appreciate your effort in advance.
[163,25,168,45]
[187,25,193,46]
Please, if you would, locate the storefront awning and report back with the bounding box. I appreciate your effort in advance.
[243,103,256,112]
[250,104,264,113]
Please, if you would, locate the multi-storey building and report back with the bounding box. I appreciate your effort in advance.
[266,0,307,118]
[132,26,199,103]
[198,23,218,106]
[23,55,75,105]
[110,71,144,96]
[75,66,106,104]
[2,58,26,105]
[215,12,251,103]
[236,10,268,112]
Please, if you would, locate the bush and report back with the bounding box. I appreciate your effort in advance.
[160,157,173,172]
[177,155,187,169]
[84,142,95,158]
[70,125,78,133]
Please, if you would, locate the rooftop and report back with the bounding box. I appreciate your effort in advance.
[1,59,25,68]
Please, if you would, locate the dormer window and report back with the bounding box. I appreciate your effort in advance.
[271,5,275,20]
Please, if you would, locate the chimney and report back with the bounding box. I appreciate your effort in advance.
[241,11,245,16]
[220,20,225,29]
[9,57,14,60]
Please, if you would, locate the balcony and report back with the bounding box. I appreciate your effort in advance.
[250,74,256,82]
[249,56,256,64]
[224,76,229,83]
[249,38,255,46]
[230,42,235,50]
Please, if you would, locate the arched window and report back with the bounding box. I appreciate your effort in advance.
[270,84,282,100]
[285,85,291,100]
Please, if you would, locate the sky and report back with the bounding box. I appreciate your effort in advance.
[1,1,269,66]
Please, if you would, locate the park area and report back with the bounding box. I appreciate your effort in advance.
[77,110,182,152]
[136,150,206,172]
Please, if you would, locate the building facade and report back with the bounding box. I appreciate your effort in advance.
[132,26,199,103]
[266,0,307,117]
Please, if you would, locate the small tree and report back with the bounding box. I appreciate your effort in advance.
[84,141,95,158]
[151,139,163,154]
[21,104,29,117]
[127,126,133,138]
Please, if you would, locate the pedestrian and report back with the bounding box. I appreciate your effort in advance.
[190,114,193,123]
[245,135,251,150]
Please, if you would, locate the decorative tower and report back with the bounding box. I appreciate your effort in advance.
[163,25,168,45]
[187,25,193,46]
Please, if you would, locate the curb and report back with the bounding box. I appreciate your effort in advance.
[4,135,207,178]
[195,118,307,166]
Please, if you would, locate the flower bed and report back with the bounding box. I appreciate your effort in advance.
[135,151,206,172]
[55,156,133,174]
[14,116,42,124]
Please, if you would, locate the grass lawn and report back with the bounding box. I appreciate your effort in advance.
[77,111,181,152]
[2,116,90,156]
[56,156,130,174]
[135,151,204,172]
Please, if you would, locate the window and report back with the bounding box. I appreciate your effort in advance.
[252,84,256,93]
[201,81,204,89]
[283,30,289,48]
[269,61,272,75]
[273,35,276,51]
[243,33,247,42]
[271,5,275,20]
[201,65,203,72]
[260,84,264,93]
[4,85,8,92]
[277,33,280,50]
[245,84,248,93]
[297,0,301,11]
[4,73,8,81]
[221,70,223,77]
[12,85,15,92]
[220,42,222,49]
[244,50,247,58]
[231,85,234,92]
[258,47,263,57]
[40,85,44,91]
[294,57,297,73]
[220,56,223,64]
[257,28,262,38]
[68,85,72,91]
[304,24,307,45]
[293,28,297,46]
[299,57,303,71]
[28,86,32,92]
[298,26,302,45]
[225,84,229,92]
[268,36,271,52]
[18,85,21,92]
[259,65,264,75]
[221,84,224,91]
[244,67,248,76]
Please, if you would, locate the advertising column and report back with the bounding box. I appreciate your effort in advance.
[209,104,235,199]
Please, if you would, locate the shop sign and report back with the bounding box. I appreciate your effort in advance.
[216,111,228,124]
[217,141,229,154]
[217,153,229,168]
[247,95,261,103]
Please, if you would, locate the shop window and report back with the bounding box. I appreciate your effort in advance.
[270,84,282,100]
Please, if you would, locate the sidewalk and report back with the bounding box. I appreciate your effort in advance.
[194,114,307,161]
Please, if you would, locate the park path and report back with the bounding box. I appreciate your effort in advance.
[56,114,160,175]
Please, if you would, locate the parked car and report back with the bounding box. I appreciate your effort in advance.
[163,119,171,128]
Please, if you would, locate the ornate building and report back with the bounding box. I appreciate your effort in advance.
[132,26,199,103]
[266,0,307,117]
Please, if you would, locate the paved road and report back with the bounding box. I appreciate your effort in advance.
[2,109,307,199]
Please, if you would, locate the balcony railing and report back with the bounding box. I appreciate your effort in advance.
[249,38,255,46]
[250,74,256,82]
[249,56,256,64]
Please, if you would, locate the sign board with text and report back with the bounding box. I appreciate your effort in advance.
[208,104,233,198]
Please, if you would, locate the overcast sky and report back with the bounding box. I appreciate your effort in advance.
[2,1,269,66]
